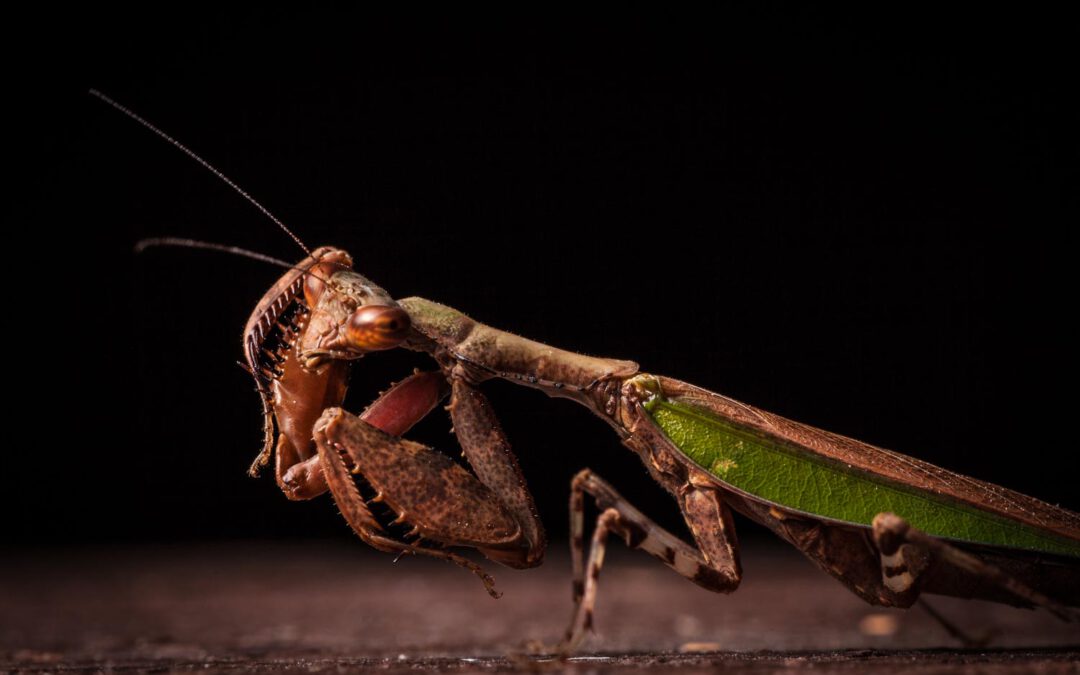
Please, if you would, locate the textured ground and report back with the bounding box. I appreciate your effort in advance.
[2,541,1077,673]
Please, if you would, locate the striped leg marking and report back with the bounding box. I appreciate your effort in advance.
[872,512,1079,623]
[563,469,741,652]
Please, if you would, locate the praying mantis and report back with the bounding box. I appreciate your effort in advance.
[93,90,1080,653]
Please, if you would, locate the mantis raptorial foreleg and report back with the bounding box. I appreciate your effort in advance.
[562,469,742,652]
[315,408,523,546]
[448,377,546,567]
[314,407,504,595]
[279,370,451,500]
[309,373,548,592]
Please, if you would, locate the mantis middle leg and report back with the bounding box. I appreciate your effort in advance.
[562,468,742,652]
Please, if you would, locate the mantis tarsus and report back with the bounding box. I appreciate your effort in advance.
[95,90,1080,653]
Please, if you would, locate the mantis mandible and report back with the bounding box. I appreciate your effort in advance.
[94,90,1080,653]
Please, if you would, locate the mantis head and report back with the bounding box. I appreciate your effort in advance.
[296,247,412,368]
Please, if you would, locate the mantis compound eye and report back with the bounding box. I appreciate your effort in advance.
[346,305,411,351]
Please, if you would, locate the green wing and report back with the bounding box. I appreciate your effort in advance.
[645,396,1080,558]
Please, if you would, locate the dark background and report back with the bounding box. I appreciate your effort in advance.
[11,8,1074,549]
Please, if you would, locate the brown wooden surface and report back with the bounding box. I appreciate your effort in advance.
[2,541,1077,673]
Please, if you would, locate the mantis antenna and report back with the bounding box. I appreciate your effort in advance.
[88,89,312,257]
[134,237,342,287]
[135,237,297,270]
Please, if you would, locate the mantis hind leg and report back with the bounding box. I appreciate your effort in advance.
[561,469,741,652]
[872,512,1080,623]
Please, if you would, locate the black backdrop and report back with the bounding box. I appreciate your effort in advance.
[11,8,1075,547]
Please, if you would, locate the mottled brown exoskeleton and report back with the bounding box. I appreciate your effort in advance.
[97,90,1080,654]
[243,256,1080,651]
